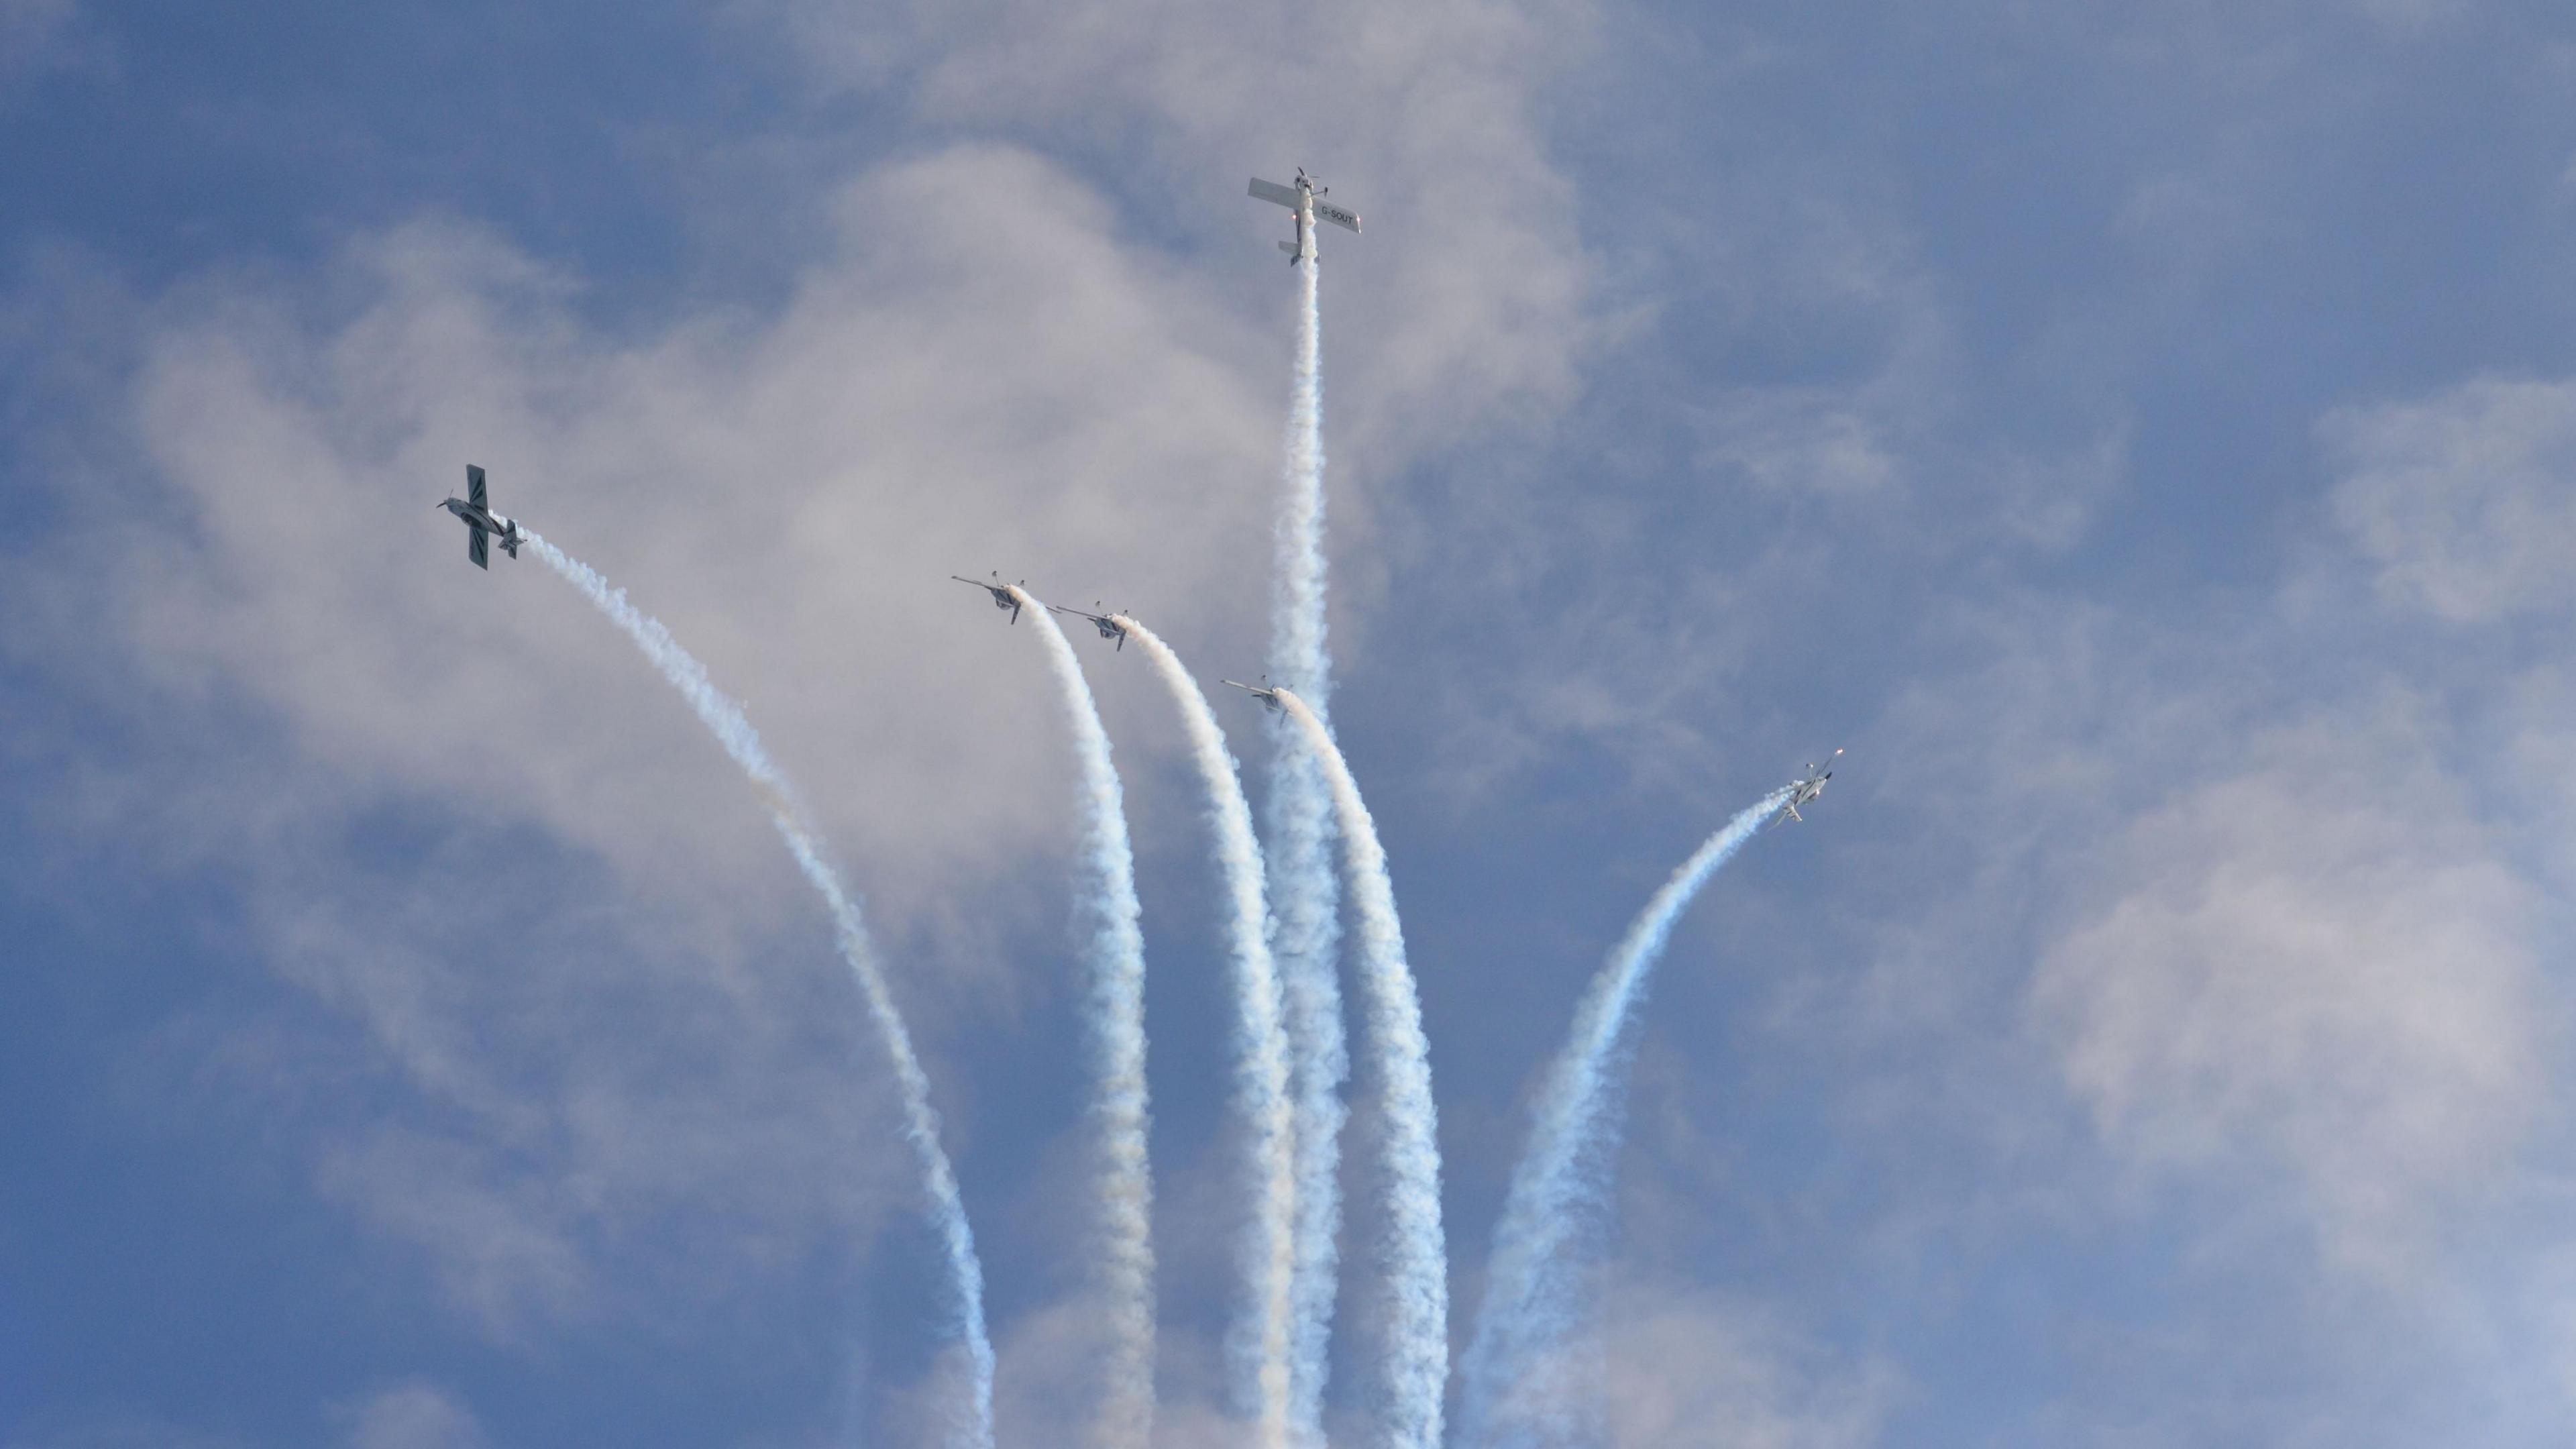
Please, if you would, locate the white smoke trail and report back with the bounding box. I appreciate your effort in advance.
[1272,688,1445,1449]
[1454,789,1795,1449]
[1116,617,1296,1449]
[1267,244,1350,1449]
[523,533,995,1449]
[1010,590,1157,1449]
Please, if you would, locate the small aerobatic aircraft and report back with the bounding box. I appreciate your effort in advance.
[1774,749,1844,826]
[1249,168,1360,265]
[1050,602,1131,650]
[1221,676,1287,712]
[439,465,523,570]
[953,572,1027,624]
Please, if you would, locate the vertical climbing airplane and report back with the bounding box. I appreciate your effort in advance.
[1249,168,1360,264]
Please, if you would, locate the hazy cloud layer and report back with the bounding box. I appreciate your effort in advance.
[2033,707,2548,1273]
[2328,376,2576,623]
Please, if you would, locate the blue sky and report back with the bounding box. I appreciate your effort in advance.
[10,1,2576,1445]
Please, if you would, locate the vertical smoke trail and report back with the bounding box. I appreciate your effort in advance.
[523,533,995,1449]
[1268,245,1350,1449]
[1454,789,1794,1449]
[1272,689,1445,1449]
[1010,590,1157,1449]
[1116,617,1296,1449]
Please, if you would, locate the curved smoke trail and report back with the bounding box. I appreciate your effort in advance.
[1011,590,1157,1449]
[1454,789,1794,1449]
[1117,617,1296,1449]
[524,533,994,1449]
[1273,689,1445,1449]
[1268,245,1350,1449]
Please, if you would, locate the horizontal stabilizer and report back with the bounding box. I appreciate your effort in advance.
[1249,177,1301,209]
[1279,240,1297,254]
[1315,201,1360,233]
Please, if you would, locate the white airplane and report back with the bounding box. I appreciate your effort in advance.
[1050,602,1131,650]
[953,572,1026,624]
[1774,749,1843,825]
[1220,676,1287,712]
[1249,168,1360,265]
[438,464,523,569]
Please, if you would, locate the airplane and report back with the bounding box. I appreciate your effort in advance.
[953,572,1026,624]
[1050,602,1131,650]
[1248,167,1360,265]
[1220,676,1288,712]
[1774,749,1844,825]
[439,464,523,569]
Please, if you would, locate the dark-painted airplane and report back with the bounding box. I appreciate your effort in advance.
[1248,167,1360,265]
[439,465,523,569]
[1220,676,1287,712]
[1774,749,1844,826]
[953,572,1026,623]
[1050,602,1131,650]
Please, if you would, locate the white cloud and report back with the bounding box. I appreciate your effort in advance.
[2325,375,2576,624]
[2030,705,2550,1274]
[755,0,1598,466]
[1600,1278,1890,1449]
[333,1385,487,1449]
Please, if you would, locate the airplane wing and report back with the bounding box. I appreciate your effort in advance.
[1049,603,1104,623]
[1313,200,1360,233]
[467,464,487,511]
[468,523,490,569]
[1249,178,1301,209]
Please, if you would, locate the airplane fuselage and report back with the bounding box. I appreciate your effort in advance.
[441,496,521,559]
[1222,678,1286,712]
[442,497,511,533]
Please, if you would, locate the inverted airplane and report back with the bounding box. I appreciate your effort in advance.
[1051,602,1131,650]
[1249,167,1360,265]
[439,464,523,569]
[953,572,1027,624]
[1775,749,1843,826]
[1220,676,1287,712]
